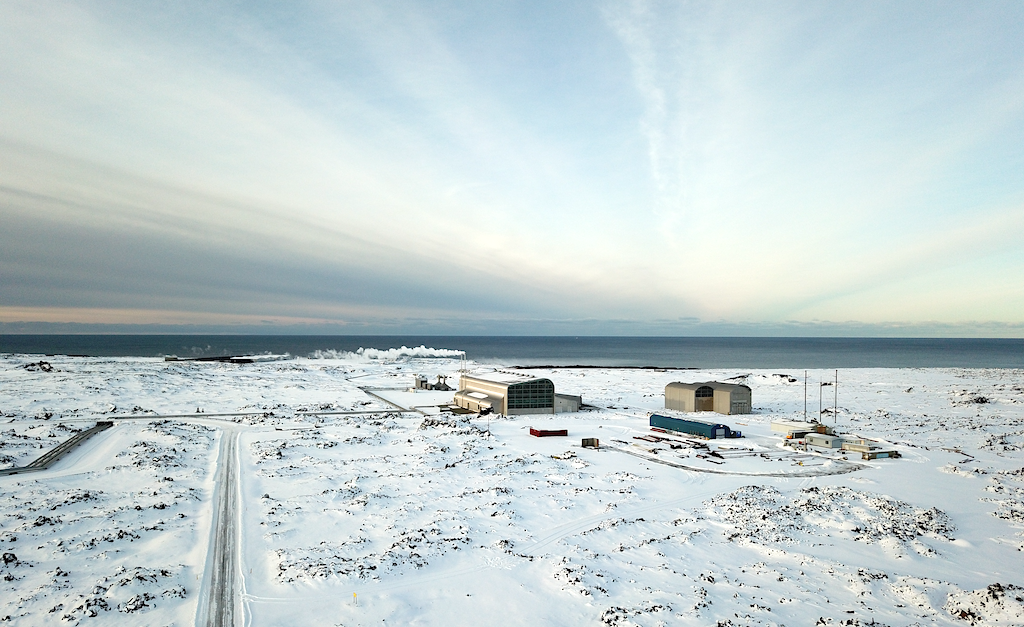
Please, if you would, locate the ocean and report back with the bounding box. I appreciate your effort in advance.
[1,335,1022,368]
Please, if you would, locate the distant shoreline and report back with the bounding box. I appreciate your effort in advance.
[2,335,1022,369]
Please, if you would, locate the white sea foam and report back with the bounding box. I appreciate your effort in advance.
[308,345,464,360]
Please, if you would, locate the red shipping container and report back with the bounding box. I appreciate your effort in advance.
[530,428,568,437]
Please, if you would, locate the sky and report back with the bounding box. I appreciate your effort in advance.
[2,0,1024,336]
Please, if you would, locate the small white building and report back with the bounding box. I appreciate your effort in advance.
[555,393,582,413]
[771,420,830,438]
[805,433,843,448]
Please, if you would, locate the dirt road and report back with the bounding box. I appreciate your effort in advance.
[199,429,241,627]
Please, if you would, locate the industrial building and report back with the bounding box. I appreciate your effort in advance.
[795,433,903,460]
[413,374,453,391]
[454,371,556,415]
[840,438,902,460]
[771,420,831,438]
[650,414,741,439]
[554,393,582,413]
[805,433,843,448]
[665,382,752,415]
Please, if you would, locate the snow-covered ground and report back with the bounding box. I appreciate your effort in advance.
[1,353,1023,626]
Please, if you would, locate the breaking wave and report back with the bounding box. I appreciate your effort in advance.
[308,345,465,361]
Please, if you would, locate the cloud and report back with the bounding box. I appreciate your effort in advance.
[0,3,659,318]
[1,1,1024,333]
[602,0,1024,322]
[309,346,464,360]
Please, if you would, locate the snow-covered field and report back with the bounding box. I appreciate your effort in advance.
[2,352,1023,626]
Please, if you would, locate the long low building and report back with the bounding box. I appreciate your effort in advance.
[454,371,556,415]
[665,381,752,415]
[771,420,831,437]
[650,414,741,439]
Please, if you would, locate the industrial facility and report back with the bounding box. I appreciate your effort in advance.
[453,371,582,415]
[650,414,742,439]
[777,423,902,460]
[771,419,832,438]
[413,374,453,391]
[665,381,752,415]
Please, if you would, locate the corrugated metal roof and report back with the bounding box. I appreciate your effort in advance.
[666,381,751,392]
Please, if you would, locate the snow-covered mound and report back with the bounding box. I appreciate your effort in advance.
[706,485,955,556]
[945,583,1024,625]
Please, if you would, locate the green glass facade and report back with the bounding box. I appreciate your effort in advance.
[506,379,554,411]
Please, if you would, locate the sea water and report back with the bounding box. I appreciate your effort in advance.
[1,335,1022,368]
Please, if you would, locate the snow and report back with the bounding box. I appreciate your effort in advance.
[463,369,537,384]
[1,352,1023,626]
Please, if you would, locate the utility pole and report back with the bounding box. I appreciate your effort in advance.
[834,369,838,425]
[819,376,823,422]
[804,370,808,422]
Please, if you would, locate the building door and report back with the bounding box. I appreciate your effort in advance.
[695,386,714,412]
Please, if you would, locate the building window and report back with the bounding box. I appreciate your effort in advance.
[695,386,714,398]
